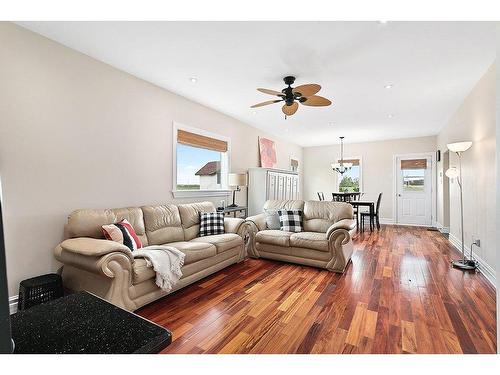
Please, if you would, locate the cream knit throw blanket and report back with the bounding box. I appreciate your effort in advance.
[133,245,185,292]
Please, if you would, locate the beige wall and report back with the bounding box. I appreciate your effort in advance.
[303,136,437,221]
[436,62,496,278]
[0,23,302,297]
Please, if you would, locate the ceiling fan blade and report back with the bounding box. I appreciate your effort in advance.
[250,99,282,108]
[282,102,299,116]
[292,84,321,97]
[257,88,285,96]
[300,95,332,107]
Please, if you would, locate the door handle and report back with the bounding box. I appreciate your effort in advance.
[398,194,401,197]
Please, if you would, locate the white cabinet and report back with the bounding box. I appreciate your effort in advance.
[248,168,300,216]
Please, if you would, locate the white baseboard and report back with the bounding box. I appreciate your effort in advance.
[379,218,438,228]
[9,295,18,315]
[448,234,496,288]
[379,218,394,225]
[435,222,450,234]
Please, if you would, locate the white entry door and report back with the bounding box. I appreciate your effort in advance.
[396,156,432,226]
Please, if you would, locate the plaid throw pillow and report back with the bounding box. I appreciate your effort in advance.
[277,210,303,233]
[199,212,225,237]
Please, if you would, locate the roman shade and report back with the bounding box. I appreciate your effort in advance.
[177,129,228,153]
[401,159,427,170]
[337,158,360,166]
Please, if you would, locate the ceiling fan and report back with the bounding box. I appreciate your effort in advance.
[251,76,332,118]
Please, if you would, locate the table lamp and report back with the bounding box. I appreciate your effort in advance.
[228,173,247,208]
[445,141,476,270]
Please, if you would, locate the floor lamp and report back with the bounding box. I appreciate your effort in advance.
[445,141,476,271]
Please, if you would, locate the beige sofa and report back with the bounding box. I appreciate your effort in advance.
[245,200,356,273]
[54,201,250,311]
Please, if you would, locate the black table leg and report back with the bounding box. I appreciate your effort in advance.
[370,204,374,232]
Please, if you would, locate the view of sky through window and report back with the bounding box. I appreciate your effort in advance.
[176,144,222,190]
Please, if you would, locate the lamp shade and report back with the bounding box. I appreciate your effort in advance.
[445,167,459,179]
[447,141,472,153]
[228,173,247,187]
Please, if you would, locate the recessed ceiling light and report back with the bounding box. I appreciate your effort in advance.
[189,77,198,83]
[378,20,388,24]
[251,110,257,115]
[384,84,394,89]
[328,122,335,126]
[388,114,394,118]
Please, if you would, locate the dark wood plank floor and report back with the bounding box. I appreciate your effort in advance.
[137,226,497,354]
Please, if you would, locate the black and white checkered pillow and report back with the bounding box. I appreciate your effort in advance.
[277,210,303,233]
[199,212,225,237]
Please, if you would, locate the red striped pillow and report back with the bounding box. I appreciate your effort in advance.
[102,219,142,251]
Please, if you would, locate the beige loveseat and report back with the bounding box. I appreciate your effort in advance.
[245,200,356,273]
[54,201,250,311]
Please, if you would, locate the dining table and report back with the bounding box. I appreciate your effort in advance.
[331,192,362,202]
[349,200,375,232]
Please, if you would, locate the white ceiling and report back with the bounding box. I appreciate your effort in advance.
[17,21,495,147]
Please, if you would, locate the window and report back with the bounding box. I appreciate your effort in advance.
[173,124,230,197]
[401,159,427,192]
[336,158,362,192]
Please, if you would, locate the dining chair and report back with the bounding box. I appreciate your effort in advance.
[360,192,382,231]
[332,193,342,202]
[317,192,325,201]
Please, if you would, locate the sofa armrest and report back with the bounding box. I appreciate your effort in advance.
[245,213,266,232]
[54,238,137,310]
[58,237,133,260]
[326,219,356,240]
[224,217,245,234]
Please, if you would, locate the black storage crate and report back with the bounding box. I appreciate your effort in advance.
[17,273,63,310]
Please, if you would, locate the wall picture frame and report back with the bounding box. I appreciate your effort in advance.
[258,137,277,168]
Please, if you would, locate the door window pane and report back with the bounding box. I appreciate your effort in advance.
[402,169,425,192]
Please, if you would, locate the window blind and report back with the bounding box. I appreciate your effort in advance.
[401,159,427,170]
[177,129,228,153]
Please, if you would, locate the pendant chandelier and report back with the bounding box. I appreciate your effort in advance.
[331,136,352,175]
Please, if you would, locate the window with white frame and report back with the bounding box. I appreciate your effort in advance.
[336,158,362,192]
[173,124,230,194]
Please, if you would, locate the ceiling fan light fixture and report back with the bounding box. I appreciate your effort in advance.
[251,76,332,117]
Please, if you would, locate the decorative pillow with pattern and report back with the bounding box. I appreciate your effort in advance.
[277,209,303,233]
[199,212,225,237]
[102,219,142,251]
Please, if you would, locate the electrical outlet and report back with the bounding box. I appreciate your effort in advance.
[474,239,481,247]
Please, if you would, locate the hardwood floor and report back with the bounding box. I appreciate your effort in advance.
[137,226,497,354]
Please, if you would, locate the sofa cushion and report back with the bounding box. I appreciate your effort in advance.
[191,233,242,254]
[167,241,217,264]
[255,230,292,247]
[290,232,329,252]
[178,202,216,240]
[141,204,184,245]
[67,207,148,246]
[263,200,304,212]
[303,201,353,233]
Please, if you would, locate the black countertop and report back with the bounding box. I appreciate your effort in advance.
[11,291,171,354]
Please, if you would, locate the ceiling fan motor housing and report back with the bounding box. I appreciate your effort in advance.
[283,76,296,86]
